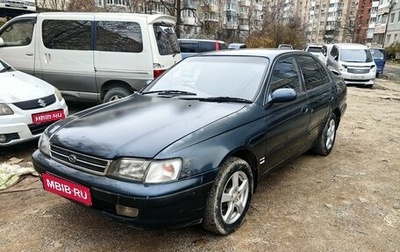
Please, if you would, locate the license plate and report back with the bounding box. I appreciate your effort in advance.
[32,109,65,125]
[42,173,92,206]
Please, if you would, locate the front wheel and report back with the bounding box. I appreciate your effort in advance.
[202,157,253,235]
[312,113,337,156]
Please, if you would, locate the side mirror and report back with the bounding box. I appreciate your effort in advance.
[333,55,338,61]
[270,88,297,103]
[330,69,341,76]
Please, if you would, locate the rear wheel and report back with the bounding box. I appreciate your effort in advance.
[312,113,337,156]
[202,157,253,235]
[103,87,132,103]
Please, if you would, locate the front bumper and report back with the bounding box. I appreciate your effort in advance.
[32,150,215,229]
[0,100,68,146]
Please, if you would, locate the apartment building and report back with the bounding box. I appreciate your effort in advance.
[385,0,400,46]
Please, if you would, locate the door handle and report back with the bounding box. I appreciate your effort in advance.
[25,53,33,56]
[44,53,51,63]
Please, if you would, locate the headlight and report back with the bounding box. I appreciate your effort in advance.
[145,159,182,183]
[107,158,182,183]
[108,159,150,181]
[38,131,50,156]
[55,89,63,101]
[0,103,13,115]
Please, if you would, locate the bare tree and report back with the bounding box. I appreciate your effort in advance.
[68,0,98,11]
[37,0,69,11]
[246,0,306,48]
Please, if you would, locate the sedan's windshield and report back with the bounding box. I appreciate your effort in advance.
[340,49,373,63]
[143,56,269,101]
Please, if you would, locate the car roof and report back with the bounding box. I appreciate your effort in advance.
[178,38,226,43]
[332,43,368,49]
[196,48,310,59]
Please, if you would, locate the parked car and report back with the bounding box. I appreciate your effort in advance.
[228,43,247,49]
[277,44,293,49]
[326,43,376,87]
[370,48,386,77]
[305,44,326,64]
[32,49,347,235]
[178,39,227,59]
[0,12,181,103]
[0,58,68,146]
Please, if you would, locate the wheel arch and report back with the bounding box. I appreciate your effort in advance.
[229,149,259,192]
[100,80,135,101]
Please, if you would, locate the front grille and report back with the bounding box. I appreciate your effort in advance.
[13,94,56,110]
[50,144,111,175]
[347,68,370,74]
[28,122,53,135]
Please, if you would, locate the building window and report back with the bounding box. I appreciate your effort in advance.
[387,34,391,43]
[390,13,395,23]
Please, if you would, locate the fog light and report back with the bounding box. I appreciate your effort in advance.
[0,134,6,143]
[116,204,139,217]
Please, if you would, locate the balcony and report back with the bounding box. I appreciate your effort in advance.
[324,34,334,38]
[254,14,262,21]
[182,16,196,25]
[240,0,250,7]
[239,24,249,30]
[327,16,336,21]
[225,22,238,29]
[370,12,377,18]
[368,22,375,28]
[239,12,249,19]
[325,25,335,30]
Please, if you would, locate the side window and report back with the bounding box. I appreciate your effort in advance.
[297,55,329,90]
[0,19,34,46]
[153,23,180,55]
[96,21,143,53]
[219,42,228,50]
[42,20,91,50]
[270,57,302,93]
[199,41,215,52]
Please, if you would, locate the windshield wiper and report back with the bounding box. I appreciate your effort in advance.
[141,90,197,96]
[184,96,252,103]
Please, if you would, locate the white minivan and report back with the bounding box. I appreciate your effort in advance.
[0,12,181,103]
[326,43,376,87]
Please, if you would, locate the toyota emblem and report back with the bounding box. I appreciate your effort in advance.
[68,154,77,164]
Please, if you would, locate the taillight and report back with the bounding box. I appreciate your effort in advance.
[216,42,220,51]
[153,63,165,79]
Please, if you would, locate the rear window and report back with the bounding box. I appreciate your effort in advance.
[153,23,180,55]
[307,47,323,53]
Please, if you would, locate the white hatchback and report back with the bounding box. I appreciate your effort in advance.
[0,58,68,146]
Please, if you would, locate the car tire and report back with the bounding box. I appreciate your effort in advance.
[202,157,253,235]
[312,113,337,156]
[103,87,132,103]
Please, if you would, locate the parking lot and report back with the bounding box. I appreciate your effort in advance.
[1,77,400,251]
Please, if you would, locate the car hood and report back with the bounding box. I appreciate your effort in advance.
[0,70,55,103]
[50,94,248,159]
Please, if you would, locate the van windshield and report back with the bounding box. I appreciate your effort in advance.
[340,49,373,63]
[154,23,180,56]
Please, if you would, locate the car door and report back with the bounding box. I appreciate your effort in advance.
[296,55,333,142]
[262,56,311,173]
[37,14,96,98]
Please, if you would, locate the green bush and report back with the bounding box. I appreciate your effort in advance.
[385,42,400,61]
